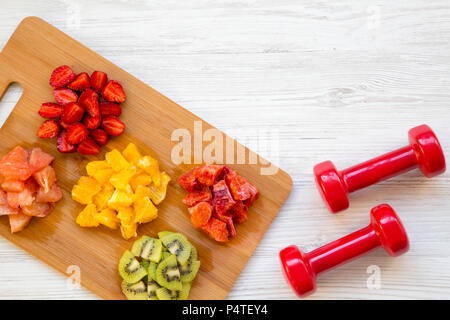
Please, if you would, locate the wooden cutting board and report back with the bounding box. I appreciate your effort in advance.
[0,17,292,300]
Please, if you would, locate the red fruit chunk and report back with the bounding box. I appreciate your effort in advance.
[0,146,33,181]
[214,211,237,238]
[56,130,76,153]
[90,129,109,146]
[77,137,100,155]
[216,166,236,184]
[212,180,236,215]
[9,212,33,233]
[61,102,84,124]
[0,190,19,216]
[37,120,60,139]
[182,188,212,207]
[90,71,108,92]
[84,114,101,130]
[230,201,248,224]
[228,174,259,203]
[101,80,126,103]
[68,72,91,91]
[53,88,78,105]
[66,123,88,145]
[78,88,99,117]
[36,184,63,203]
[59,120,71,130]
[178,168,201,192]
[33,166,56,193]
[102,116,125,136]
[22,202,55,218]
[49,65,76,88]
[1,180,25,192]
[100,102,122,117]
[38,102,63,119]
[201,218,229,242]
[188,202,212,228]
[29,148,54,173]
[194,165,225,186]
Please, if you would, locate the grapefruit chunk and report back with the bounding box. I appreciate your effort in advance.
[0,146,32,181]
[36,184,63,203]
[29,148,54,173]
[1,180,25,192]
[0,190,19,216]
[9,212,33,233]
[22,202,55,217]
[33,166,56,193]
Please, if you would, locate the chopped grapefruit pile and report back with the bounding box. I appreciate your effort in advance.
[72,143,170,239]
[0,146,62,233]
[37,65,126,155]
[178,165,258,242]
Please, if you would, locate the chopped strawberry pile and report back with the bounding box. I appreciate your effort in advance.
[0,146,62,233]
[178,165,259,242]
[37,65,126,155]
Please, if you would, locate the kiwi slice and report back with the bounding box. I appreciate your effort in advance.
[155,255,182,290]
[162,251,172,260]
[156,287,179,300]
[148,262,157,281]
[118,250,147,283]
[141,259,150,271]
[147,280,160,300]
[157,231,174,239]
[131,236,162,263]
[121,280,148,300]
[180,260,200,283]
[179,282,192,300]
[160,233,192,265]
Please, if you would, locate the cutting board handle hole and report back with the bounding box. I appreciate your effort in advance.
[0,82,23,128]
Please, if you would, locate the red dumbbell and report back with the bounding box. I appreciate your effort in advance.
[279,204,409,298]
[314,124,446,213]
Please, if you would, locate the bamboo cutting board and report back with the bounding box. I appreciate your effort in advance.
[0,17,292,300]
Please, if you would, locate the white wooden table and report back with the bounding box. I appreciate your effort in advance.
[0,0,449,300]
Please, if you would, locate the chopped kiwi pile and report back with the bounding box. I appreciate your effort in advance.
[118,231,200,300]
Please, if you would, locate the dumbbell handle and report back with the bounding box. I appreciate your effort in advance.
[341,145,417,193]
[306,225,378,275]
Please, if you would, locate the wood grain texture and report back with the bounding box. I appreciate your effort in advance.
[0,17,292,300]
[0,0,450,300]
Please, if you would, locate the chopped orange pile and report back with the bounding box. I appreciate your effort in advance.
[0,146,62,233]
[72,143,170,239]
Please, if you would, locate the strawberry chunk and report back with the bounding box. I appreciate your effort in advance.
[36,184,63,203]
[182,188,212,207]
[178,168,202,192]
[53,88,78,105]
[212,180,236,215]
[9,212,33,233]
[78,89,99,117]
[66,123,88,145]
[49,65,76,88]
[101,80,126,103]
[38,102,63,119]
[61,102,84,124]
[188,202,212,228]
[194,165,225,186]
[90,129,109,146]
[201,218,229,242]
[37,120,60,139]
[77,137,100,155]
[56,130,76,153]
[90,71,108,92]
[68,72,91,91]
[84,114,101,130]
[101,116,125,136]
[99,102,122,117]
[29,148,54,173]
[33,166,56,193]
